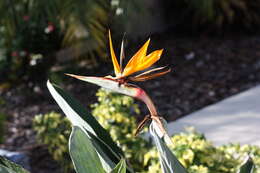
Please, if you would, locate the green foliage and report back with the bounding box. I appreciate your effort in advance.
[47,81,124,159]
[31,81,260,173]
[0,112,6,144]
[60,0,110,62]
[47,80,187,173]
[47,81,129,172]
[0,156,29,173]
[91,88,151,171]
[36,86,150,172]
[0,0,63,84]
[144,129,260,173]
[35,83,259,173]
[32,107,259,173]
[0,0,146,85]
[69,126,106,173]
[69,126,128,173]
[165,0,260,32]
[33,112,73,173]
[219,144,260,173]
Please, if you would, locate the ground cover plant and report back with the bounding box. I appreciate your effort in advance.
[145,129,260,173]
[32,92,260,172]
[33,112,72,173]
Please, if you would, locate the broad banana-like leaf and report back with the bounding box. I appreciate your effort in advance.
[149,121,188,173]
[237,156,254,173]
[0,156,29,173]
[84,128,116,172]
[47,81,123,164]
[110,159,126,173]
[69,126,105,173]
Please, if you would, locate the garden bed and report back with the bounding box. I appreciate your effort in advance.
[1,33,260,172]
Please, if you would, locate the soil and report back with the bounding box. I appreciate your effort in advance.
[0,33,260,172]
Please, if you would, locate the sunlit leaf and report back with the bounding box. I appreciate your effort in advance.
[47,80,124,164]
[69,126,105,173]
[84,129,116,172]
[149,121,188,173]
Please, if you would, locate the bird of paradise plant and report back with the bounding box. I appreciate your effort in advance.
[45,30,255,173]
[66,30,171,137]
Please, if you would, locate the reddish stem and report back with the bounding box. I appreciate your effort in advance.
[135,87,158,116]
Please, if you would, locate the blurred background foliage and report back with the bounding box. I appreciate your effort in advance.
[1,0,260,86]
[164,0,260,32]
[0,0,143,86]
[0,0,63,84]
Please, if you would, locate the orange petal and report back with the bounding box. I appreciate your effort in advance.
[122,39,150,77]
[133,49,163,74]
[109,30,121,76]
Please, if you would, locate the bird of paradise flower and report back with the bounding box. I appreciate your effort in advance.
[107,30,171,85]
[66,31,171,137]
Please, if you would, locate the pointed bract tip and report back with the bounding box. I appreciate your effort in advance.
[65,73,76,78]
[64,73,86,81]
[147,38,151,45]
[158,49,164,56]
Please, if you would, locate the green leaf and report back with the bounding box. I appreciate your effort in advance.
[84,129,116,172]
[110,159,126,173]
[0,156,29,173]
[237,156,254,173]
[47,81,134,172]
[47,80,123,161]
[149,121,188,173]
[84,129,134,173]
[0,165,15,173]
[69,126,105,173]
